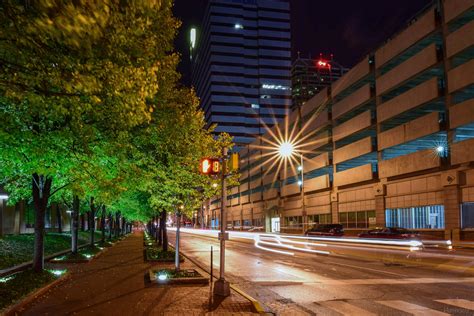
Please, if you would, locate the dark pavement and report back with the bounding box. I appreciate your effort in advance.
[20,232,256,315]
[170,229,474,315]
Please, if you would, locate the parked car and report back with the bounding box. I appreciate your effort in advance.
[358,227,420,239]
[305,224,344,237]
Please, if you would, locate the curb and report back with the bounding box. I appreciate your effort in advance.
[229,284,268,314]
[171,242,268,314]
[1,271,71,316]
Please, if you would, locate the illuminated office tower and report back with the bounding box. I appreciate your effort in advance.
[191,0,292,146]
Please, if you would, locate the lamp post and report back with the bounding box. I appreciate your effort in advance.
[278,142,306,232]
[214,146,230,297]
[175,204,184,271]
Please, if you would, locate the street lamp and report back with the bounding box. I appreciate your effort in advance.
[214,146,230,297]
[277,142,306,232]
[175,204,184,271]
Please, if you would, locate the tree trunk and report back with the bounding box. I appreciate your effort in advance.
[108,213,113,240]
[71,195,80,254]
[122,217,126,235]
[56,204,62,234]
[101,206,106,243]
[89,197,96,247]
[153,215,160,243]
[115,212,120,238]
[157,214,163,246]
[80,214,85,231]
[32,174,52,273]
[161,211,168,252]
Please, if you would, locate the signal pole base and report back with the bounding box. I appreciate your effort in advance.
[213,278,230,297]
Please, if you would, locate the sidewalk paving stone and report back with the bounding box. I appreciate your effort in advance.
[20,232,257,315]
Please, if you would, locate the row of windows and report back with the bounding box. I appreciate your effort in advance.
[214,202,474,230]
[386,205,445,229]
[340,211,376,229]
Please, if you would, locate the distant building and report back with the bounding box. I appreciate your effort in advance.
[204,0,474,240]
[190,0,292,147]
[291,54,348,111]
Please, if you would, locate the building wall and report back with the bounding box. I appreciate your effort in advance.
[0,200,73,236]
[206,0,474,240]
[191,0,292,146]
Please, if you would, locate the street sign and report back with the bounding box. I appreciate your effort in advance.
[218,232,229,240]
[200,158,220,175]
[228,153,239,172]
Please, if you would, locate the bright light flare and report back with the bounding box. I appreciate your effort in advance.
[278,141,294,158]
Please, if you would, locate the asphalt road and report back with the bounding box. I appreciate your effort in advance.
[168,229,474,316]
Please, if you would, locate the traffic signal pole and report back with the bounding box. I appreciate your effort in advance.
[213,146,230,297]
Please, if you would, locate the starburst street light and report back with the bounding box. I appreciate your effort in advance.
[278,141,294,158]
[246,107,330,232]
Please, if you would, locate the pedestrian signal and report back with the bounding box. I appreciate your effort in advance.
[200,158,220,175]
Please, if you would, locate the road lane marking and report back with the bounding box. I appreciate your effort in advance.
[377,300,449,316]
[321,300,376,316]
[436,299,474,311]
[302,277,474,285]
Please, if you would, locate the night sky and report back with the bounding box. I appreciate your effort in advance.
[173,0,432,84]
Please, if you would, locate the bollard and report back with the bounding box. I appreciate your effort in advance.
[210,246,213,287]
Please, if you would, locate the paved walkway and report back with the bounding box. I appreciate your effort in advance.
[20,232,256,315]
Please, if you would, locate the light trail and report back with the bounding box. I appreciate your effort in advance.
[254,234,330,256]
[168,228,465,261]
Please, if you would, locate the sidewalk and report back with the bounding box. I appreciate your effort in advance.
[20,232,257,315]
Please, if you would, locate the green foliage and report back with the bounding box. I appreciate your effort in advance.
[0,0,235,229]
[0,232,99,270]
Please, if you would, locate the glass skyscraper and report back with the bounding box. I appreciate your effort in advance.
[190,0,292,146]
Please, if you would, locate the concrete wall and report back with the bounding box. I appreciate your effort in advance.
[204,1,474,239]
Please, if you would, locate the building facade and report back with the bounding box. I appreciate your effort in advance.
[292,54,348,111]
[204,0,474,242]
[191,0,292,146]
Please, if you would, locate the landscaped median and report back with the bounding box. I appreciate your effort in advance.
[0,231,102,270]
[0,269,69,314]
[143,231,184,263]
[144,231,209,285]
[49,245,105,263]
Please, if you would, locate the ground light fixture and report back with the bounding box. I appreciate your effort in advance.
[47,269,67,277]
[0,275,15,283]
[157,274,167,281]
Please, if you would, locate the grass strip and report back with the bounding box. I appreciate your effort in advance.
[0,231,102,270]
[0,269,64,311]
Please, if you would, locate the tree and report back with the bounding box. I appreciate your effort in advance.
[0,0,180,272]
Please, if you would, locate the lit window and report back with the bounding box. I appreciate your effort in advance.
[262,84,290,90]
[260,95,271,99]
[234,23,243,29]
[386,206,445,229]
[251,103,260,109]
